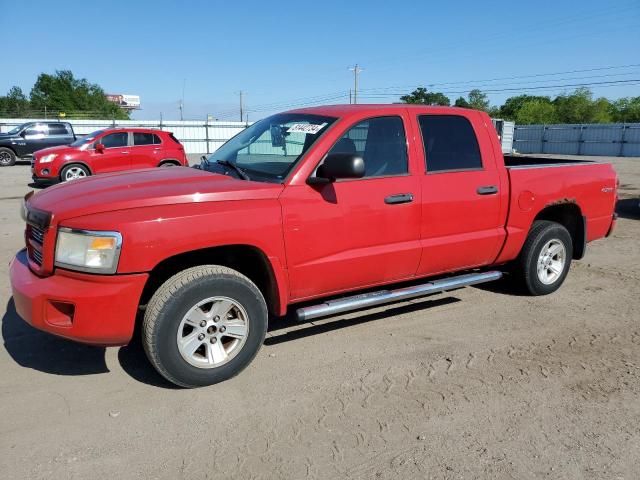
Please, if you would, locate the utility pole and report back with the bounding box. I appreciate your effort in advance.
[179,79,185,121]
[349,89,352,104]
[348,64,363,104]
[239,91,244,122]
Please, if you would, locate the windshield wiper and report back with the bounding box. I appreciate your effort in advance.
[216,160,250,180]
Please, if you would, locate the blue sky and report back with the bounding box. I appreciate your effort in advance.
[1,0,639,120]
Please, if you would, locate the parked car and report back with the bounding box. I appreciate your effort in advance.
[31,128,188,184]
[0,121,79,166]
[11,105,618,388]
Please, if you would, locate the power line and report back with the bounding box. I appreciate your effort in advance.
[358,79,640,99]
[359,63,640,93]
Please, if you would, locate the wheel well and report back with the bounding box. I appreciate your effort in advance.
[139,245,280,315]
[158,159,181,166]
[60,162,92,178]
[0,146,17,156]
[533,203,586,259]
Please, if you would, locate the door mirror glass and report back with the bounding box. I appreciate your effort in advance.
[310,153,365,184]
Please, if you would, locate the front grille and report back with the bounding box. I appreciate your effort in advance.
[30,248,43,266]
[30,225,45,244]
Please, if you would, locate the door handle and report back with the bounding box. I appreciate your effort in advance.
[384,193,414,205]
[120,151,130,154]
[477,185,498,195]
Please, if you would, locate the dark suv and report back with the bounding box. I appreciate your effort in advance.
[0,122,78,166]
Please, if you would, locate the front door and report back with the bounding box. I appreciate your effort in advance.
[20,123,50,156]
[414,112,506,276]
[89,131,132,173]
[281,115,422,301]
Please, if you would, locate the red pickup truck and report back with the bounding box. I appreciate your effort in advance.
[10,105,617,388]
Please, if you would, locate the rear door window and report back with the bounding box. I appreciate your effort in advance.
[133,132,155,145]
[100,132,129,148]
[48,124,70,136]
[418,115,482,172]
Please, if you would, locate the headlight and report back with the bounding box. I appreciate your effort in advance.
[39,153,57,163]
[55,228,122,274]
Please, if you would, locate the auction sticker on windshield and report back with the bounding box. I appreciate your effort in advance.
[287,123,327,134]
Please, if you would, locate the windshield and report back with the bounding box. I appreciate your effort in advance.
[203,113,337,182]
[7,123,32,135]
[70,129,104,147]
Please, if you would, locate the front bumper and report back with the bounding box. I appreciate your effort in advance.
[10,249,148,346]
[31,174,59,186]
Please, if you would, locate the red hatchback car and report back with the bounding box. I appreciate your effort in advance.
[32,128,188,184]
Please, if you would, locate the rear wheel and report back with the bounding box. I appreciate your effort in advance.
[142,265,268,388]
[516,220,573,295]
[0,148,16,167]
[61,164,90,182]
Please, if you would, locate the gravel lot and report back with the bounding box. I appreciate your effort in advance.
[1,155,639,479]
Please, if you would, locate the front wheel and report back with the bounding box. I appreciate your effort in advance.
[142,265,268,388]
[60,164,90,182]
[516,220,573,295]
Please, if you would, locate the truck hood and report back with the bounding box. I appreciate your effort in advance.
[28,167,284,224]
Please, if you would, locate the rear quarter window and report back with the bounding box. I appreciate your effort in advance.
[418,115,482,173]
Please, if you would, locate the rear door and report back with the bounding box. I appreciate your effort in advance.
[130,132,163,169]
[88,131,132,173]
[414,111,506,275]
[45,123,75,149]
[280,113,422,300]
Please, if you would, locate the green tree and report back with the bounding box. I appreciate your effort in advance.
[611,96,640,122]
[467,89,490,112]
[553,88,605,123]
[499,95,553,120]
[29,70,129,119]
[514,100,557,124]
[400,87,450,106]
[454,96,470,108]
[0,86,31,116]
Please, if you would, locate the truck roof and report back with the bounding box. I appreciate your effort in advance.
[288,103,479,117]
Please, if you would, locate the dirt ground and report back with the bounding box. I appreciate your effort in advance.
[1,155,639,479]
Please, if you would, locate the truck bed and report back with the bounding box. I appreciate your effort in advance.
[504,154,598,168]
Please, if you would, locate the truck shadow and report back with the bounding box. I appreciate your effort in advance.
[1,299,109,376]
[1,294,474,388]
[616,198,640,220]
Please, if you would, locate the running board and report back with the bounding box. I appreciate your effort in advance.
[296,271,502,321]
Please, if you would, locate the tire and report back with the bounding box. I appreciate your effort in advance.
[0,147,16,167]
[516,220,573,296]
[60,164,90,182]
[142,265,268,388]
[159,160,180,167]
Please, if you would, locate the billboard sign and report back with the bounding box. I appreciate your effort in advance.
[106,94,141,110]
